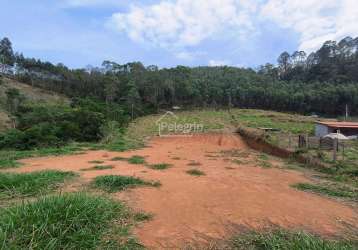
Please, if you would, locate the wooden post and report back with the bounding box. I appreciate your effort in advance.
[306,134,309,149]
[288,133,292,149]
[333,138,338,162]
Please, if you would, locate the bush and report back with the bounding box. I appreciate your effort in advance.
[0,104,105,150]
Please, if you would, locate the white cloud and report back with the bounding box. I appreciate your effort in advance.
[208,59,230,66]
[107,0,358,60]
[261,0,358,52]
[109,0,259,51]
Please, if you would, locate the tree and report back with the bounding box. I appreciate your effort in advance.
[0,37,15,66]
[277,52,291,78]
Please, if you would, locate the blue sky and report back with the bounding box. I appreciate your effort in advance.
[0,0,357,69]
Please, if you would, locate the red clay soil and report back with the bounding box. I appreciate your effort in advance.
[9,133,358,248]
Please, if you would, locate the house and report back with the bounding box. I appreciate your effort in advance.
[315,121,358,137]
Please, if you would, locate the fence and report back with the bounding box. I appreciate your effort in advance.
[268,132,356,162]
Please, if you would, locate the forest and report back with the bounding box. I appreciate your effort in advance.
[1,36,358,149]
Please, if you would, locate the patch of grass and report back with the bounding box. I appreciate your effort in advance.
[81,165,115,171]
[0,159,23,169]
[229,229,356,250]
[258,161,272,168]
[187,161,202,166]
[221,149,250,158]
[232,159,244,165]
[127,155,146,165]
[186,169,206,176]
[292,182,357,200]
[0,144,84,169]
[149,163,172,170]
[0,193,144,249]
[133,212,153,222]
[258,153,269,160]
[88,160,104,164]
[110,156,128,161]
[0,170,76,199]
[92,175,160,192]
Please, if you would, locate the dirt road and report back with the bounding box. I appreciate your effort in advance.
[13,133,358,248]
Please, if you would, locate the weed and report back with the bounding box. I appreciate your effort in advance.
[0,170,76,198]
[186,169,206,176]
[92,175,160,192]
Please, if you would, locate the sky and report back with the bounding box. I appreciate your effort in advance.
[0,0,357,69]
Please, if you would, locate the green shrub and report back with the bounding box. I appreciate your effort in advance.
[0,104,106,150]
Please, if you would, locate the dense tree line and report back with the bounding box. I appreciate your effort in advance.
[1,36,358,118]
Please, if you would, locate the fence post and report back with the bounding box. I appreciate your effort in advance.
[288,133,291,149]
[306,134,309,149]
[333,138,338,162]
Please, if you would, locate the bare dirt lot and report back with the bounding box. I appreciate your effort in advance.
[10,133,358,248]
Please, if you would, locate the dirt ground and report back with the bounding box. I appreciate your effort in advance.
[11,133,358,248]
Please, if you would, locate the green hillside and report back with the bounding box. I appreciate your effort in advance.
[0,77,68,131]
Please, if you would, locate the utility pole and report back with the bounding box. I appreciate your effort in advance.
[345,104,349,120]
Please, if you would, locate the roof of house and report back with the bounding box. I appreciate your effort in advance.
[316,121,358,129]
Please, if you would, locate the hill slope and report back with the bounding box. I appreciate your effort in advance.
[0,77,69,131]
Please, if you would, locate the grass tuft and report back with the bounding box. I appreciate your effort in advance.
[92,175,160,192]
[149,163,172,170]
[127,155,146,165]
[110,156,128,161]
[187,161,202,166]
[292,182,357,199]
[81,165,115,171]
[229,229,356,250]
[0,159,22,169]
[186,169,206,176]
[0,170,76,198]
[0,193,143,249]
[88,160,104,164]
